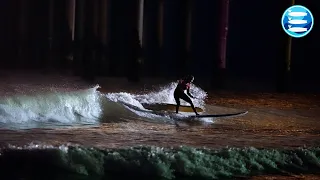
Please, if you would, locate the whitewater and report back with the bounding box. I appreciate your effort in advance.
[1,75,320,179]
[0,82,208,129]
[1,143,320,179]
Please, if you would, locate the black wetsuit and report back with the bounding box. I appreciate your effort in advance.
[174,79,198,115]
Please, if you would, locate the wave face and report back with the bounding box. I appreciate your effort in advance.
[1,144,320,179]
[0,86,103,129]
[0,83,208,129]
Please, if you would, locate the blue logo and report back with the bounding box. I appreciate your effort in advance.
[281,5,314,38]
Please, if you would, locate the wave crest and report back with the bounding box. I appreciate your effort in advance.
[0,83,208,129]
[1,144,320,179]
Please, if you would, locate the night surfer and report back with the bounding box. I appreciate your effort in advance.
[174,75,199,116]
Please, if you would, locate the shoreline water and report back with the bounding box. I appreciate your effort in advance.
[1,144,320,180]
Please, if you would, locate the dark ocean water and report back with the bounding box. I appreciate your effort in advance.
[0,74,319,179]
[1,145,320,180]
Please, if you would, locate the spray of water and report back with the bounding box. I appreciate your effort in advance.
[0,82,209,129]
[0,86,102,127]
[105,82,209,122]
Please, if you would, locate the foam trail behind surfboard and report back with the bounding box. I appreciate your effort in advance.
[104,82,210,123]
[134,82,207,109]
[188,111,248,118]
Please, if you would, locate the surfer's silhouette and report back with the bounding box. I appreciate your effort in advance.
[174,75,199,116]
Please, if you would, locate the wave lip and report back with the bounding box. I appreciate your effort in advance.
[0,85,103,129]
[0,82,209,129]
[104,82,209,122]
[1,144,320,179]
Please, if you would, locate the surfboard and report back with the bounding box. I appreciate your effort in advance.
[141,103,204,113]
[121,102,248,122]
[187,111,248,118]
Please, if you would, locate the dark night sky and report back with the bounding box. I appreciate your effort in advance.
[0,0,319,90]
[227,0,320,82]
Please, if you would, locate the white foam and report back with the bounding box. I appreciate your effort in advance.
[134,82,207,108]
[5,142,70,152]
[105,82,210,122]
[106,92,144,109]
[0,85,102,125]
[0,82,211,127]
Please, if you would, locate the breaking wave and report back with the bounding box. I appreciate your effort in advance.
[0,83,208,129]
[1,144,320,179]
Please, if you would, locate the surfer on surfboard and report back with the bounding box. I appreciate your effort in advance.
[174,75,199,116]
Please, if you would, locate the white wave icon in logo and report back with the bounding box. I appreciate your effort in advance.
[281,5,314,38]
[288,10,308,33]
